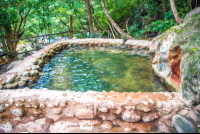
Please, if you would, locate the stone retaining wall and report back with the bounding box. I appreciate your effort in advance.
[0,88,184,133]
[125,39,152,49]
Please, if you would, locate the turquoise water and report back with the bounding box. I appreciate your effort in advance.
[32,46,170,92]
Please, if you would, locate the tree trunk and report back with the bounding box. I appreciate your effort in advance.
[106,20,115,39]
[86,0,93,34]
[162,0,167,20]
[170,0,183,24]
[101,0,134,39]
[5,26,15,52]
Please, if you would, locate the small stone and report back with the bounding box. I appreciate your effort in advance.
[27,79,34,85]
[122,110,141,122]
[6,75,15,84]
[188,110,200,122]
[21,77,29,82]
[30,116,35,121]
[34,70,39,75]
[30,70,36,76]
[60,102,65,108]
[125,106,135,111]
[40,103,46,108]
[10,108,24,117]
[21,98,25,102]
[179,110,189,116]
[49,118,80,133]
[0,122,12,133]
[172,114,196,133]
[32,110,41,116]
[113,120,135,132]
[53,108,62,115]
[79,119,102,127]
[75,108,95,119]
[18,81,26,87]
[107,101,115,108]
[32,65,40,70]
[136,103,151,112]
[54,102,59,107]
[23,71,31,77]
[17,117,52,133]
[114,107,122,114]
[101,121,113,129]
[4,83,18,89]
[38,60,44,67]
[99,107,109,113]
[142,111,159,122]
[50,49,54,53]
[5,104,9,107]
[28,99,31,102]
[14,117,21,121]
[33,60,38,65]
[47,103,54,108]
[8,98,14,105]
[195,105,200,113]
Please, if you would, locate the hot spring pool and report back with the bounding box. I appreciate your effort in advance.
[32,46,170,92]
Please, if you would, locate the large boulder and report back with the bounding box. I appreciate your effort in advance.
[7,60,21,71]
[149,14,200,106]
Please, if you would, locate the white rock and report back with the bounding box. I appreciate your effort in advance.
[10,108,24,117]
[99,107,109,113]
[5,104,9,107]
[40,103,46,108]
[0,122,12,133]
[6,75,15,84]
[122,110,141,122]
[49,119,79,133]
[60,102,65,108]
[47,103,54,108]
[8,98,14,105]
[14,117,21,121]
[23,71,31,77]
[53,108,62,115]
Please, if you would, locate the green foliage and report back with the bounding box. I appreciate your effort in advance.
[0,0,195,43]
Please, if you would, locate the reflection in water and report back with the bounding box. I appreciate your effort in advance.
[33,46,170,92]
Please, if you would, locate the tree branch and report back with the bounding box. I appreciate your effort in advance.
[90,5,108,32]
[101,0,134,39]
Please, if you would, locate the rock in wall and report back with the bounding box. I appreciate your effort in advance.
[149,14,200,106]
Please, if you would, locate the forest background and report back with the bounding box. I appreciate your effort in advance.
[0,0,199,53]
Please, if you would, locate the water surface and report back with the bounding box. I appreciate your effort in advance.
[33,46,169,92]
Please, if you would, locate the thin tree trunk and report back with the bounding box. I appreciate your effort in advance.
[162,0,167,20]
[106,20,115,39]
[86,0,93,34]
[90,4,108,32]
[126,17,131,34]
[101,0,134,39]
[111,23,118,36]
[93,17,108,32]
[170,0,183,24]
